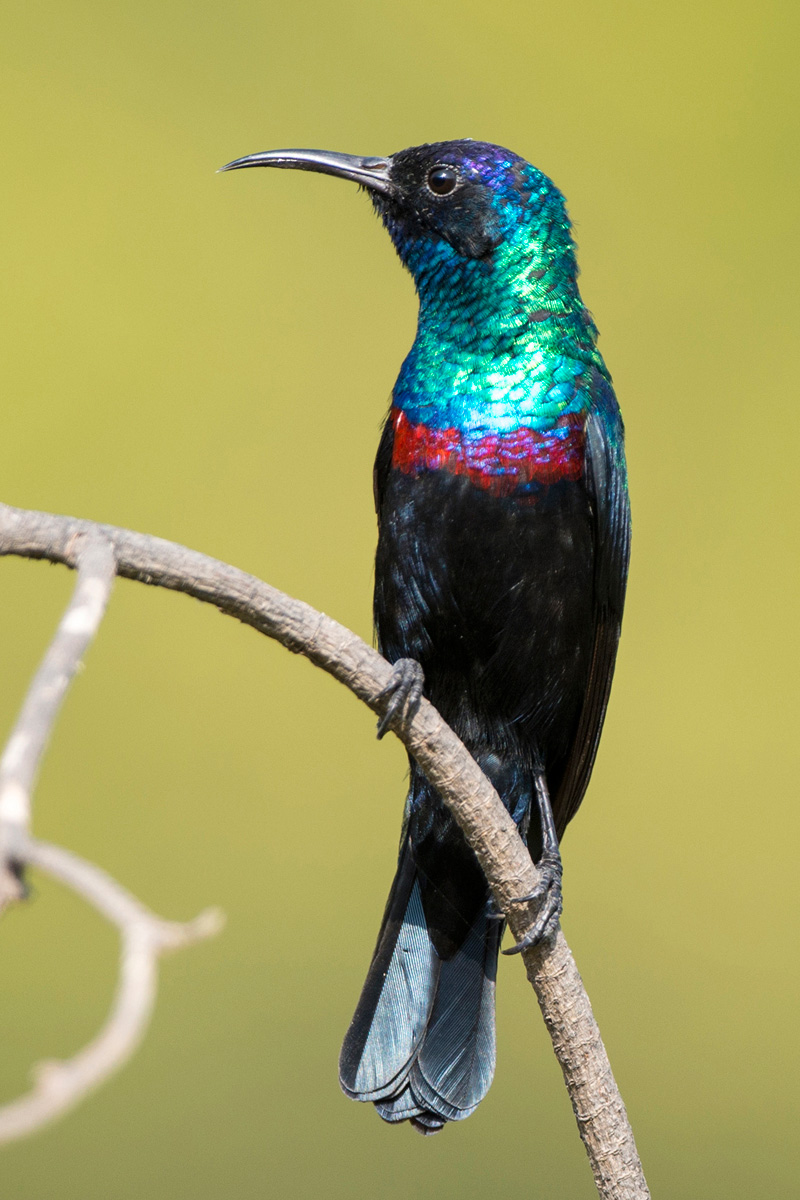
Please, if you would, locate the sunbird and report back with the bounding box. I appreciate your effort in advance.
[222,141,630,1134]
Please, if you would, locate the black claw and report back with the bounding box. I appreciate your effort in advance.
[376,658,424,739]
[502,852,563,955]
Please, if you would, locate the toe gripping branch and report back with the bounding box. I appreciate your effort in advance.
[376,658,425,739]
[504,772,563,955]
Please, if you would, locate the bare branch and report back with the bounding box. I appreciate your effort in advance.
[0,534,116,906]
[0,527,222,1144]
[0,837,222,1145]
[0,502,649,1199]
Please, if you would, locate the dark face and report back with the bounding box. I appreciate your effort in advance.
[376,142,519,261]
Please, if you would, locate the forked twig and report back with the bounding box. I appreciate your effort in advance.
[0,532,222,1144]
[0,838,221,1143]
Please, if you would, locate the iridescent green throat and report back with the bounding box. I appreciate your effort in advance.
[393,215,609,436]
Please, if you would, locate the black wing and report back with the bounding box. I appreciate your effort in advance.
[373,409,394,519]
[552,389,631,835]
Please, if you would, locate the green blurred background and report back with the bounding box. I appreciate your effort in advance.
[1,0,798,1195]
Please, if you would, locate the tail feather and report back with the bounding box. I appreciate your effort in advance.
[373,1089,424,1123]
[374,1090,446,1136]
[340,841,501,1131]
[340,847,440,1101]
[411,907,500,1121]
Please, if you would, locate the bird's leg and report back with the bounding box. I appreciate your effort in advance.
[503,772,563,955]
[376,658,424,739]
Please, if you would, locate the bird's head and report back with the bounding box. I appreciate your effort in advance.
[221,140,576,301]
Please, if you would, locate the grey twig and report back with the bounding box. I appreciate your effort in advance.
[0,529,222,1145]
[0,501,648,1199]
[0,534,116,902]
[0,838,222,1144]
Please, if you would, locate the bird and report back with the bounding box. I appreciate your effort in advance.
[221,141,630,1135]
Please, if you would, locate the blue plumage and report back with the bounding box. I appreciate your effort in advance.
[339,836,502,1132]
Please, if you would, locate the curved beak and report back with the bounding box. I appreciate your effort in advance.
[219,148,394,196]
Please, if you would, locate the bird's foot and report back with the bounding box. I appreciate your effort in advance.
[502,850,563,955]
[376,658,424,739]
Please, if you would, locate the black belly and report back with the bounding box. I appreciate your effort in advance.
[374,467,597,955]
[376,468,596,769]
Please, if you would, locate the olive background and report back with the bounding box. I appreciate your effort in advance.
[1,1,798,1196]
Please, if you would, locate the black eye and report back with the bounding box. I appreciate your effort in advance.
[426,165,458,196]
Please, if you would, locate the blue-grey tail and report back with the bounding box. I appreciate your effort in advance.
[339,840,502,1134]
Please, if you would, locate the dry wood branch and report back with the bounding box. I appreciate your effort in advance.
[0,837,222,1144]
[0,532,222,1144]
[0,534,116,906]
[0,537,115,902]
[0,501,649,1199]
